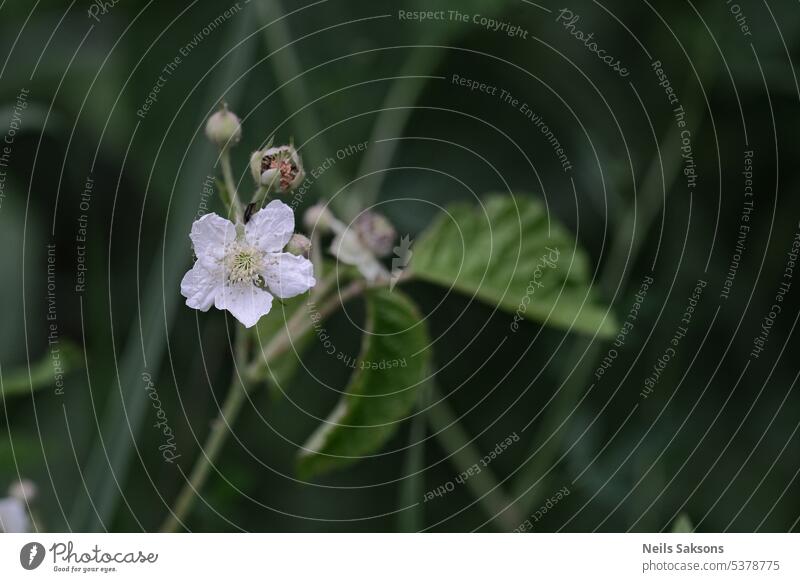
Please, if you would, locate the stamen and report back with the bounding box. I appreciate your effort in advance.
[226,244,263,284]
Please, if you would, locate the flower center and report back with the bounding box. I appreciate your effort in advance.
[226,244,263,285]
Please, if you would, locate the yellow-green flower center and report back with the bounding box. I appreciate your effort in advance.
[227,245,263,284]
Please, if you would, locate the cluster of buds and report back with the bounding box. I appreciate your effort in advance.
[202,103,401,289]
[250,145,305,193]
[204,103,306,213]
[304,204,397,282]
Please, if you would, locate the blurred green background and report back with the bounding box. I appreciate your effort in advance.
[1,0,800,532]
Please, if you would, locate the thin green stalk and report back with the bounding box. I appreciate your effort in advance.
[427,384,523,531]
[255,0,346,197]
[72,15,257,531]
[245,278,365,380]
[220,149,242,219]
[161,278,367,531]
[160,328,250,533]
[397,383,431,532]
[511,43,718,514]
[347,48,444,220]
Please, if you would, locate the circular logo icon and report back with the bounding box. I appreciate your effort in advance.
[19,542,45,570]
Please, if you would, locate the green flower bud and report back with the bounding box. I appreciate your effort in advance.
[205,105,241,149]
[286,234,312,258]
[249,150,263,184]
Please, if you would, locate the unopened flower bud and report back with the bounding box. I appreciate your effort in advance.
[286,234,312,258]
[354,211,396,257]
[259,145,304,192]
[9,479,37,502]
[303,204,336,233]
[260,168,280,189]
[249,150,263,184]
[205,105,241,149]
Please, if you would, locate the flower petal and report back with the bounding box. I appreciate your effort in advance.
[0,497,29,533]
[190,213,236,265]
[330,230,388,282]
[245,200,294,253]
[214,282,274,328]
[180,262,223,311]
[262,252,316,299]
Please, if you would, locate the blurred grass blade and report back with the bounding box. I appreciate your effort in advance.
[345,48,442,221]
[671,513,694,533]
[397,384,430,532]
[510,40,717,515]
[426,383,522,531]
[1,342,82,401]
[255,0,346,196]
[70,15,257,531]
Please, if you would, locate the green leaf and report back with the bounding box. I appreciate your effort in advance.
[410,193,616,337]
[297,289,430,479]
[1,342,83,401]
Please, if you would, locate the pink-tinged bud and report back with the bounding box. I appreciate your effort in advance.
[9,479,37,502]
[286,234,312,258]
[259,145,304,192]
[205,105,241,149]
[354,211,396,257]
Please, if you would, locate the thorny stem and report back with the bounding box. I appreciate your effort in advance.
[160,276,373,532]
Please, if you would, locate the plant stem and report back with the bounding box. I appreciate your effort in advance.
[427,384,523,531]
[220,148,242,219]
[245,279,366,380]
[160,327,249,532]
[160,279,367,531]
